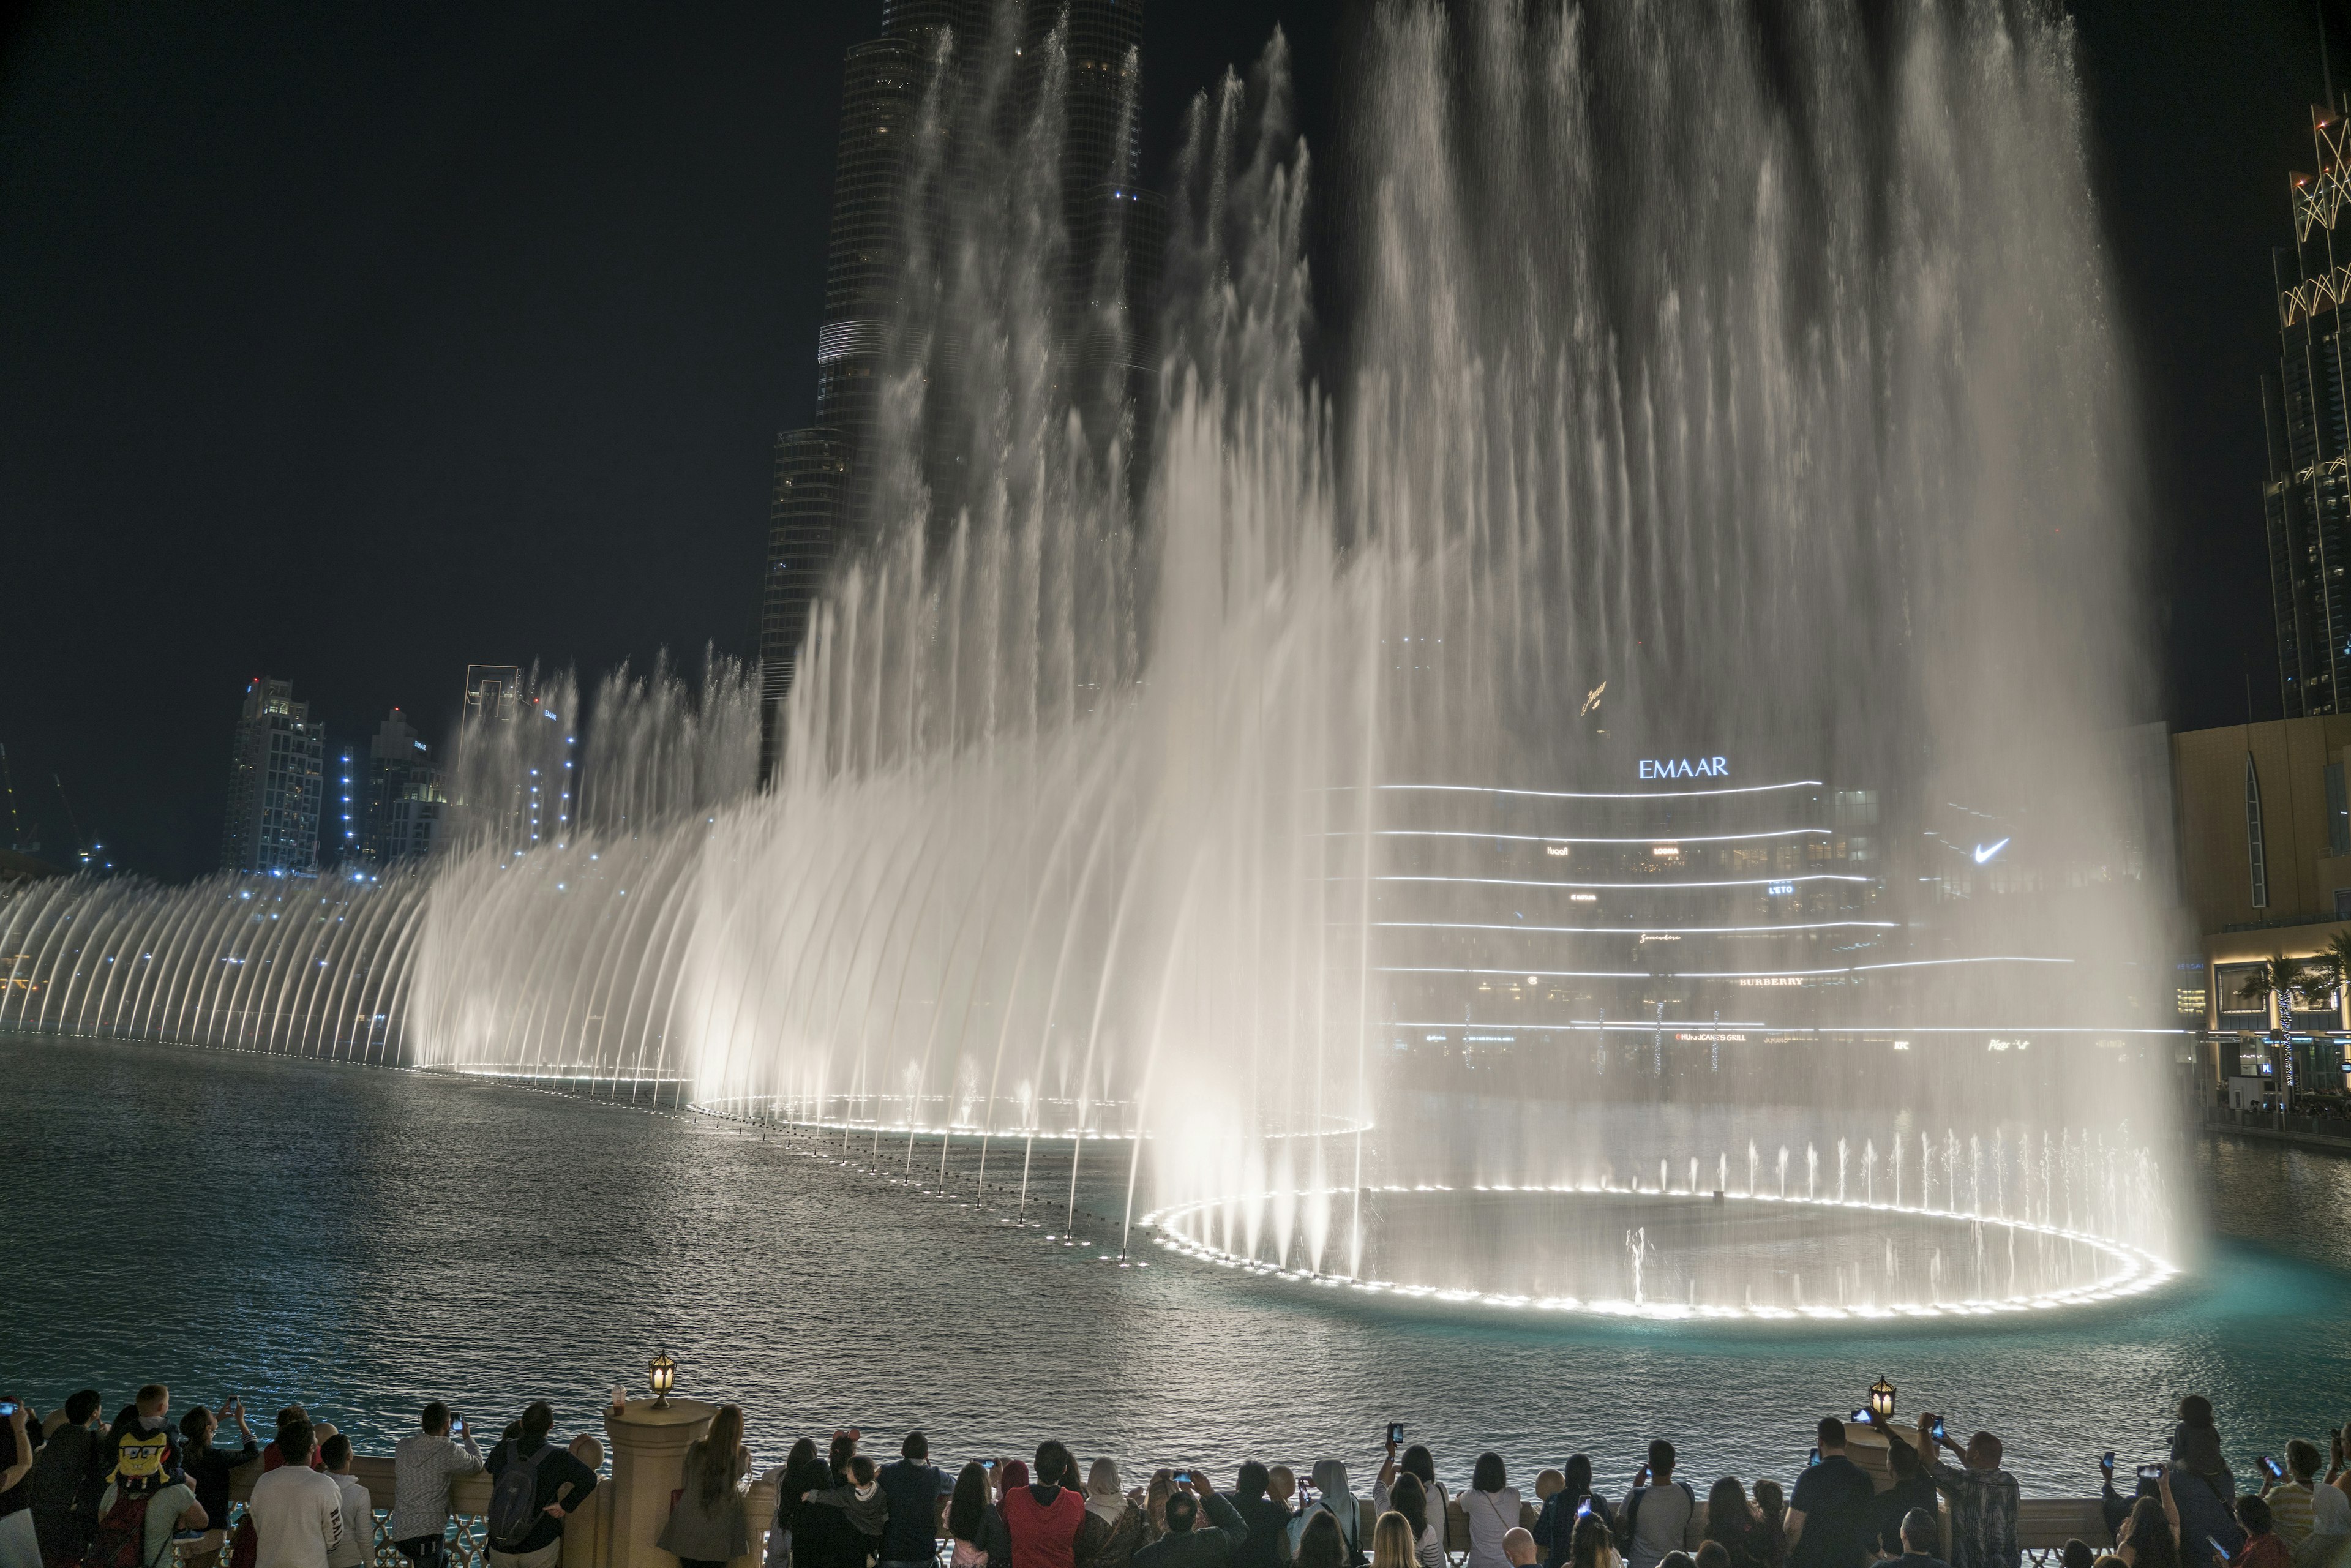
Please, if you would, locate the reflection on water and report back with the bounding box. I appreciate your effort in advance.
[2,1037,2342,1498]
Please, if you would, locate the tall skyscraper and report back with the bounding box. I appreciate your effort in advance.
[758,0,1156,775]
[361,707,446,864]
[2265,104,2351,716]
[463,664,528,724]
[219,677,324,876]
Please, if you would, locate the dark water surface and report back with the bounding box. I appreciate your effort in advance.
[4,1036,2347,1497]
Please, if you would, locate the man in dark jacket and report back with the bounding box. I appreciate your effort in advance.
[799,1455,890,1568]
[1135,1481,1248,1568]
[879,1433,951,1568]
[28,1390,107,1564]
[483,1403,598,1568]
[1226,1464,1291,1568]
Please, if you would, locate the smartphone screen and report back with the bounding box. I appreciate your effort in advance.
[1931,1420,1947,1442]
[1809,1449,1821,1468]
[2103,1453,2115,1469]
[451,1419,464,1434]
[2138,1466,2164,1484]
[1175,1473,1191,1486]
[0,1403,16,1417]
[1388,1424,1406,1446]
[983,1461,996,1471]
[1851,1409,1872,1426]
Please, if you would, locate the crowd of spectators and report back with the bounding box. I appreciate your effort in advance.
[0,1385,2342,1568]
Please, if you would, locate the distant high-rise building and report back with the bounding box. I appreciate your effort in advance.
[759,0,1157,775]
[463,664,527,724]
[2265,104,2351,716]
[219,677,324,876]
[361,707,445,864]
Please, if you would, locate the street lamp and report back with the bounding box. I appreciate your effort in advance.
[648,1350,677,1410]
[1868,1376,1897,1423]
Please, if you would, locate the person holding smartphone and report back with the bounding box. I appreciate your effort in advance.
[387,1400,482,1568]
[1910,1414,2019,1568]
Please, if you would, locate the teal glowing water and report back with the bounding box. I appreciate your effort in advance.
[2,1037,2341,1498]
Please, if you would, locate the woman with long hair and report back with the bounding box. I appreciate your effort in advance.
[1749,1482,1786,1568]
[660,1405,751,1568]
[767,1437,828,1568]
[1373,1513,1420,1568]
[1704,1477,1769,1568]
[1463,1454,1522,1568]
[949,1462,996,1568]
[2117,1496,2184,1568]
[1388,1473,1445,1568]
[1570,1515,1622,1568]
[1299,1512,1351,1568]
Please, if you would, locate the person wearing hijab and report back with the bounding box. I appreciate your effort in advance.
[1087,1460,1148,1568]
[1289,1463,1362,1567]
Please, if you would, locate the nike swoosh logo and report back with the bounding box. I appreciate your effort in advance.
[1973,838,2010,865]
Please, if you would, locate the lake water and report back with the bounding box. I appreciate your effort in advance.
[4,1033,2346,1498]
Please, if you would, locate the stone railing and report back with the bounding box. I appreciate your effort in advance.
[217,1403,778,1568]
[210,1408,2110,1568]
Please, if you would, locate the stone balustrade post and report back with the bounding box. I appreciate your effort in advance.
[604,1399,717,1568]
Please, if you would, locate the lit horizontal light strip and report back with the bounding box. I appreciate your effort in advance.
[1384,955,2074,981]
[1379,873,1872,890]
[1379,781,1826,801]
[1376,828,1829,845]
[1378,920,1902,936]
[1139,1184,2177,1324]
[1387,1019,2192,1035]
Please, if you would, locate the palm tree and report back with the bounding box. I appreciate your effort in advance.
[2303,931,2351,1027]
[2235,954,2325,1036]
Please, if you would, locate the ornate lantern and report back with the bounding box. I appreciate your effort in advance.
[1868,1376,1897,1422]
[648,1350,677,1410]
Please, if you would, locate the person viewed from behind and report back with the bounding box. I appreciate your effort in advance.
[388,1401,482,1568]
[1571,1515,1624,1568]
[1373,1514,1420,1568]
[1,1401,43,1568]
[658,1404,752,1568]
[1291,1514,1347,1568]
[2171,1403,2235,1510]
[1297,1464,1364,1567]
[1089,1460,1147,1568]
[86,1409,203,1568]
[1696,1545,1732,1568]
[178,1403,257,1563]
[107,1389,174,1483]
[2058,1540,2094,1568]
[29,1390,108,1568]
[1703,1477,1772,1568]
[1391,1451,1447,1529]
[263,1410,320,1474]
[1914,1414,2019,1568]
[1535,1458,1611,1568]
[1455,1455,1523,1568]
[876,1431,952,1568]
[1135,1478,1251,1568]
[797,1453,888,1568]
[2114,1495,2183,1568]
[949,1463,1000,1568]
[1505,1531,1539,1568]
[246,1419,343,1568]
[1873,1439,1941,1559]
[2231,1498,2289,1568]
[321,1436,370,1568]
[1617,1445,1697,1568]
[1228,1463,1291,1568]
[1003,1443,1089,1568]
[767,1436,831,1568]
[483,1403,599,1568]
[1888,1510,1951,1568]
[2261,1441,2349,1548]
[1750,1483,1787,1567]
[1385,1475,1444,1568]
[1785,1420,1873,1568]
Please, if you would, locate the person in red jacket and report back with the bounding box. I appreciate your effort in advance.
[1003,1444,1086,1568]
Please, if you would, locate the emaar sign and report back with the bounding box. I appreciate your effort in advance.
[1640,756,1728,779]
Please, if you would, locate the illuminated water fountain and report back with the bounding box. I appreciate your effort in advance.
[0,0,2184,1317]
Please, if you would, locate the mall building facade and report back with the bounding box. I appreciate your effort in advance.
[2172,715,2351,1097]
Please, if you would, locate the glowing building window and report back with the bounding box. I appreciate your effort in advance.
[2246,754,2269,910]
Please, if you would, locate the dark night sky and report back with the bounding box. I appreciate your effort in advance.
[0,1,2338,879]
